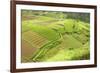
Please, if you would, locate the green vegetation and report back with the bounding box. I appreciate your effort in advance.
[21,10,90,63]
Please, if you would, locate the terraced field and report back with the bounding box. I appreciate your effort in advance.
[22,31,49,62]
[21,10,90,63]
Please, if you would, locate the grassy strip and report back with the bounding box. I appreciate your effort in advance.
[31,39,62,61]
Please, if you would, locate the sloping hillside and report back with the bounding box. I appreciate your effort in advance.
[21,11,90,62]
